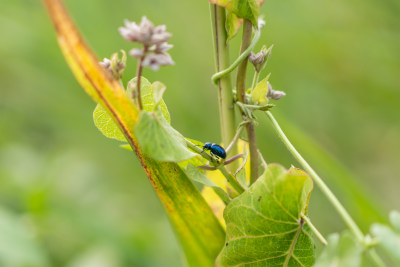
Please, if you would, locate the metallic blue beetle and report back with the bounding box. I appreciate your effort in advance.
[202,142,226,159]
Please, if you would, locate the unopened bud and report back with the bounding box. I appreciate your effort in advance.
[249,51,264,65]
[249,45,273,72]
[267,82,286,100]
[99,50,126,80]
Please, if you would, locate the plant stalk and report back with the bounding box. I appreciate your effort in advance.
[301,213,327,246]
[217,166,245,194]
[210,5,238,172]
[212,187,231,205]
[266,111,364,241]
[225,121,249,154]
[211,27,262,85]
[236,19,252,107]
[236,19,259,184]
[251,71,260,92]
[266,109,388,267]
[135,54,144,110]
[368,249,386,267]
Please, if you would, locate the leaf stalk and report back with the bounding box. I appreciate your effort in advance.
[211,21,262,85]
[301,213,327,246]
[266,111,364,240]
[266,111,388,267]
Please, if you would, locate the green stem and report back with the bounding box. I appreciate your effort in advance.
[210,4,238,171]
[265,111,365,242]
[236,19,259,185]
[368,249,386,267]
[251,71,260,92]
[266,105,387,267]
[236,17,251,103]
[258,150,268,168]
[225,120,249,154]
[301,213,327,246]
[246,123,259,184]
[211,23,262,85]
[212,187,231,205]
[217,166,245,194]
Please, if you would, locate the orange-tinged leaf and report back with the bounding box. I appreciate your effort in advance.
[43,1,225,266]
[43,0,138,138]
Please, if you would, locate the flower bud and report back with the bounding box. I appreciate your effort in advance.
[249,45,273,72]
[99,50,126,80]
[266,82,286,100]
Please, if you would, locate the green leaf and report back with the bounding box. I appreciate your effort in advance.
[127,76,152,100]
[209,0,263,26]
[93,104,128,142]
[217,164,315,267]
[127,77,171,123]
[152,81,167,109]
[134,111,196,162]
[93,77,171,143]
[251,73,270,104]
[314,232,363,267]
[225,12,242,41]
[371,210,400,263]
[182,163,227,195]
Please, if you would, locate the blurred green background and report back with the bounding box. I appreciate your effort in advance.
[0,0,399,266]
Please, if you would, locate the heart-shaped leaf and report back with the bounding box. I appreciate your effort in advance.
[134,110,196,162]
[128,77,171,123]
[217,164,315,267]
[93,104,127,142]
[93,77,171,144]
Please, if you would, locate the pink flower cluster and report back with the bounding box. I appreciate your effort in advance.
[119,17,174,71]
